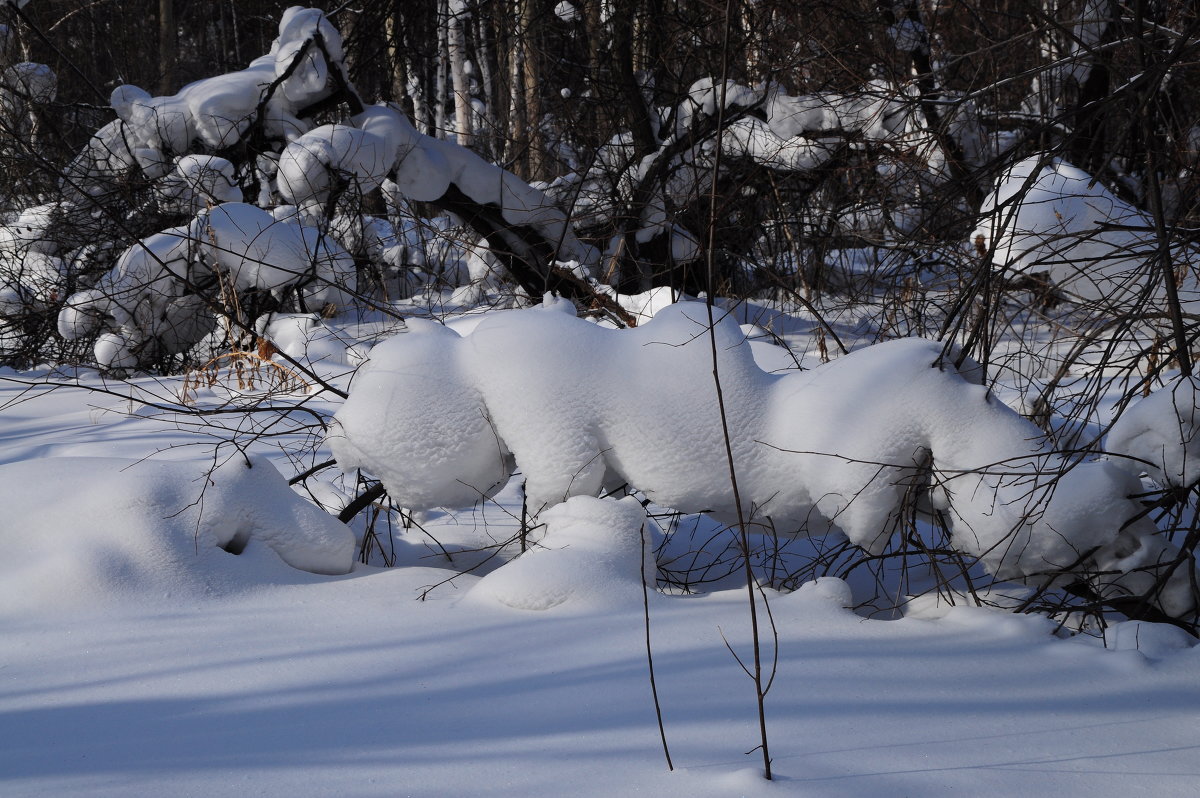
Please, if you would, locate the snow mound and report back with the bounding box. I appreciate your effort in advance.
[332,302,1195,617]
[467,495,654,611]
[1103,620,1196,658]
[1107,377,1200,488]
[0,456,354,613]
[974,156,1200,309]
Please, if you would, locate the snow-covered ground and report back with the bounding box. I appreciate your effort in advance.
[1,305,1199,797]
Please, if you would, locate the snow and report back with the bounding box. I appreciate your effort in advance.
[0,455,352,615]
[467,495,656,611]
[1107,377,1200,488]
[1,316,1199,796]
[974,156,1200,310]
[197,202,356,303]
[3,5,1200,795]
[330,301,1194,615]
[276,122,395,208]
[84,8,347,188]
[155,154,241,213]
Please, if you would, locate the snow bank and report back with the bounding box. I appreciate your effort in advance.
[331,302,1194,616]
[0,456,354,613]
[467,495,655,611]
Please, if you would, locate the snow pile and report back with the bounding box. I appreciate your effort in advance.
[974,156,1199,308]
[331,302,1194,616]
[1107,377,1200,488]
[332,317,513,510]
[467,495,655,611]
[0,456,354,613]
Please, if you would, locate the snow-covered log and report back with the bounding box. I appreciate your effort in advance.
[330,301,1196,618]
[276,102,605,308]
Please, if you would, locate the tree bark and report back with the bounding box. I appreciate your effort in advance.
[158,0,176,95]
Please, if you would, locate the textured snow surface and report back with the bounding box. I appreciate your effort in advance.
[331,302,1192,613]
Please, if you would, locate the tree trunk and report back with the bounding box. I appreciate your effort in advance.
[448,0,474,148]
[158,0,176,95]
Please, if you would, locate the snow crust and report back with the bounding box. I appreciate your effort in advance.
[0,455,353,612]
[467,495,655,611]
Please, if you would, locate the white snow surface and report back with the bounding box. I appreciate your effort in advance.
[0,316,1198,797]
[331,301,1193,615]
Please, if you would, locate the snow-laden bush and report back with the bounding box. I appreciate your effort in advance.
[57,202,356,370]
[330,301,1196,618]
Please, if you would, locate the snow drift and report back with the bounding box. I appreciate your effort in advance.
[331,301,1196,617]
[0,455,355,613]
